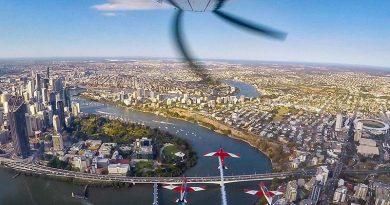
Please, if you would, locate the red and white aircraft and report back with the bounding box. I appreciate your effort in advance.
[204,148,240,169]
[163,177,206,204]
[244,182,283,205]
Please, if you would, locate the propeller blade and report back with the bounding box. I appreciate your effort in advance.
[213,10,287,40]
[166,0,180,9]
[215,0,228,10]
[171,10,213,82]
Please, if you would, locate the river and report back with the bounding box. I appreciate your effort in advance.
[224,80,260,98]
[0,81,271,205]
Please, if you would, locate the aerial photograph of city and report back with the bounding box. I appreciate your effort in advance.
[0,0,389,205]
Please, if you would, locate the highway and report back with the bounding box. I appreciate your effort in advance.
[0,157,388,185]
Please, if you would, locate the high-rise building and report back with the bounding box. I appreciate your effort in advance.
[41,88,48,104]
[53,115,61,133]
[285,180,298,202]
[25,115,34,137]
[56,100,66,128]
[54,78,64,100]
[335,114,343,132]
[49,92,57,116]
[27,80,34,100]
[8,96,30,158]
[63,86,71,111]
[46,67,50,79]
[35,73,42,91]
[52,134,64,151]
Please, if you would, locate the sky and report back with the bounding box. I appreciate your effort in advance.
[0,0,389,67]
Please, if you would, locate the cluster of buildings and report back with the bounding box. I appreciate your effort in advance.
[275,166,389,205]
[59,137,155,176]
[0,68,81,158]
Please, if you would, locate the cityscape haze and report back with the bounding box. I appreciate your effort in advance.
[0,0,390,205]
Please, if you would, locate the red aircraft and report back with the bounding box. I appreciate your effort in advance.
[204,148,240,169]
[163,177,206,204]
[244,182,283,205]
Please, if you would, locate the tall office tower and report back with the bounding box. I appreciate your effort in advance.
[46,67,50,79]
[310,180,323,204]
[335,114,343,132]
[41,88,48,104]
[25,115,34,137]
[8,96,30,158]
[43,78,49,89]
[56,100,66,128]
[285,180,298,202]
[26,80,34,99]
[49,92,57,115]
[53,115,61,133]
[54,78,64,100]
[63,86,71,111]
[52,134,64,152]
[35,73,42,91]
[37,111,49,129]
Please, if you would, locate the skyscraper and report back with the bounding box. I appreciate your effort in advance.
[63,86,71,111]
[49,91,57,116]
[46,67,50,79]
[8,96,30,158]
[56,100,66,128]
[35,73,42,92]
[53,115,61,133]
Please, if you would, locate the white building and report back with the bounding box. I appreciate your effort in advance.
[335,114,343,132]
[354,183,368,200]
[316,166,329,184]
[333,186,347,203]
[53,115,61,133]
[108,164,130,176]
[285,180,298,202]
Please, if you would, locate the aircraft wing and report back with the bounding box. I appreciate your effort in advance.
[163,185,183,192]
[203,152,218,157]
[244,189,263,196]
[186,186,206,192]
[226,152,240,158]
[270,191,283,196]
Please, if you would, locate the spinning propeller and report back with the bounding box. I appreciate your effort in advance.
[162,0,287,82]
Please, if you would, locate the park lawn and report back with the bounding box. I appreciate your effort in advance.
[162,145,180,162]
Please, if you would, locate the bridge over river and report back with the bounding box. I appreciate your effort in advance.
[1,157,387,185]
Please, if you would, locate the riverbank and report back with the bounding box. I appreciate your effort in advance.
[80,93,290,171]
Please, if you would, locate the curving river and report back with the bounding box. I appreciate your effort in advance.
[0,81,271,205]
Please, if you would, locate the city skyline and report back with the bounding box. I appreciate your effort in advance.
[0,0,389,68]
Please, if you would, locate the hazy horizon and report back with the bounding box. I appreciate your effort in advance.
[1,0,389,67]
